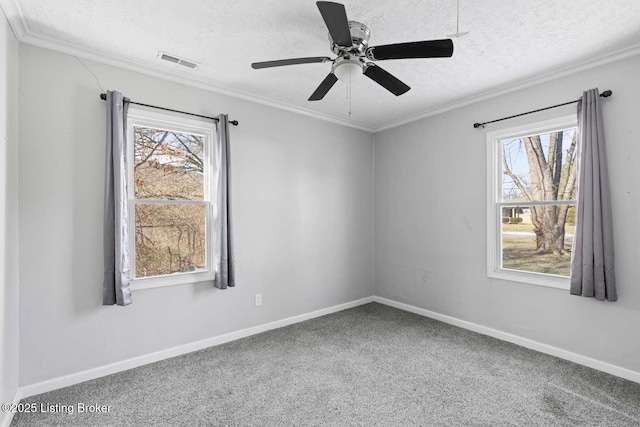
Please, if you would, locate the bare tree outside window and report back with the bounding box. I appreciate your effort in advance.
[133,127,207,278]
[500,128,578,276]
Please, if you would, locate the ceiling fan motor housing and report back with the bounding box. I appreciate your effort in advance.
[330,21,371,55]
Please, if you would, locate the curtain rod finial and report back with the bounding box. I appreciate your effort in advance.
[601,90,612,97]
[100,93,107,100]
[473,123,484,128]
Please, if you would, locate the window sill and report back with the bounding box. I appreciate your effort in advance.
[489,268,570,290]
[130,271,216,291]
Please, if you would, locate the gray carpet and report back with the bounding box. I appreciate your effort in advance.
[11,303,640,426]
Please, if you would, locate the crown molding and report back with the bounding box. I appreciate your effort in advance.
[373,43,640,132]
[21,31,375,132]
[4,0,640,135]
[1,1,374,133]
[0,0,28,39]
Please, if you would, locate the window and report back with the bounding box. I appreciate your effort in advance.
[487,115,578,289]
[127,107,216,290]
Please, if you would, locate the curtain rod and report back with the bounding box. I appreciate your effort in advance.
[473,90,612,129]
[99,93,239,126]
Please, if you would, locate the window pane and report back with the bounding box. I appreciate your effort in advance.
[134,203,207,278]
[133,127,204,200]
[501,205,575,276]
[501,128,577,202]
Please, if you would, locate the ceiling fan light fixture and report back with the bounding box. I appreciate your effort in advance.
[332,59,363,82]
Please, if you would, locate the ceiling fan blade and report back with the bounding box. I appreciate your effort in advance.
[316,1,352,47]
[252,57,331,69]
[309,73,339,101]
[366,39,454,60]
[363,64,410,96]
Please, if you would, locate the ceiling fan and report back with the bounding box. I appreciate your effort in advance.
[251,1,454,101]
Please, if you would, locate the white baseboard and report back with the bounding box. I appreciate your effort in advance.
[18,296,374,399]
[373,296,640,384]
[0,389,21,427]
[15,294,638,404]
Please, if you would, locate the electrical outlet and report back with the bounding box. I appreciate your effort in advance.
[255,294,262,306]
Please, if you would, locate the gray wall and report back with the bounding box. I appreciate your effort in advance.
[15,39,640,389]
[374,54,640,373]
[0,7,19,420]
[18,44,373,386]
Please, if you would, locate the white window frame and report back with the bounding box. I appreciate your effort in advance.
[486,114,578,290]
[127,107,216,291]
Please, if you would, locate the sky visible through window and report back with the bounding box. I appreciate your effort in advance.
[501,128,576,201]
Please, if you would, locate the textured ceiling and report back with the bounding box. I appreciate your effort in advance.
[6,0,640,130]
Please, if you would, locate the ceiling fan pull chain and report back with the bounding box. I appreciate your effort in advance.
[348,72,353,117]
[346,76,349,99]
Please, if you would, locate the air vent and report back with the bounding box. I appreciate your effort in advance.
[158,51,200,70]
[160,53,180,63]
[178,59,198,69]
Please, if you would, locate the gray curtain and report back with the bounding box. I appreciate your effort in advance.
[103,90,133,306]
[570,89,616,301]
[214,114,235,289]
